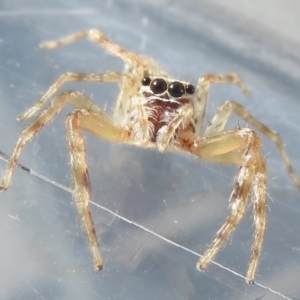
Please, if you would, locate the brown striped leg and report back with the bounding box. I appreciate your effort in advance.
[65,109,130,270]
[0,91,112,191]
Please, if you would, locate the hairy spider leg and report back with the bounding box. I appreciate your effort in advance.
[204,100,300,189]
[40,29,142,66]
[40,29,169,126]
[0,71,124,191]
[66,108,130,270]
[247,158,267,284]
[18,72,125,121]
[194,73,251,136]
[156,103,194,152]
[179,128,266,284]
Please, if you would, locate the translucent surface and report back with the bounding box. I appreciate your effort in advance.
[1,1,300,299]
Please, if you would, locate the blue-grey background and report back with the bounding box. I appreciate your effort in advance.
[1,1,300,299]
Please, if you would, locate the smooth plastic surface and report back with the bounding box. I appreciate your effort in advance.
[1,1,300,299]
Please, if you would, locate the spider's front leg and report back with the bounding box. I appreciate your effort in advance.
[156,104,194,152]
[180,128,267,284]
[66,109,130,270]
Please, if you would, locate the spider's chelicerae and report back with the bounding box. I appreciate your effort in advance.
[1,29,300,284]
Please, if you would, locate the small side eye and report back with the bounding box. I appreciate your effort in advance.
[142,77,151,86]
[168,81,185,98]
[186,84,195,95]
[150,78,167,94]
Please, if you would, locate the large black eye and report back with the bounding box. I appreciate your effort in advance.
[168,81,185,98]
[150,78,167,94]
[142,77,151,86]
[186,84,195,95]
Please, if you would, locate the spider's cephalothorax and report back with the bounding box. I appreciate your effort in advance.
[129,76,196,148]
[1,29,300,284]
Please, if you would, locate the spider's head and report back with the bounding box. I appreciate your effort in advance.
[140,76,195,104]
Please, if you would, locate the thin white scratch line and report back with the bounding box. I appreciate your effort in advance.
[8,214,20,221]
[0,151,293,300]
[31,286,48,300]
[90,201,292,300]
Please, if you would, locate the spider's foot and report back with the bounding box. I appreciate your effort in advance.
[17,107,36,121]
[243,87,252,97]
[40,41,58,49]
[0,180,9,192]
[196,261,207,272]
[95,263,103,271]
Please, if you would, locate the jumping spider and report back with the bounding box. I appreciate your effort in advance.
[1,29,300,284]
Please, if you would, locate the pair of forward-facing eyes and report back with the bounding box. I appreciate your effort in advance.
[141,77,195,98]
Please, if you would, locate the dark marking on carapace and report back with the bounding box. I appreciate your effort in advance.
[144,99,193,142]
[145,100,179,142]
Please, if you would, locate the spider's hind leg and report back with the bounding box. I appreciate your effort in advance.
[40,29,141,66]
[18,72,125,121]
